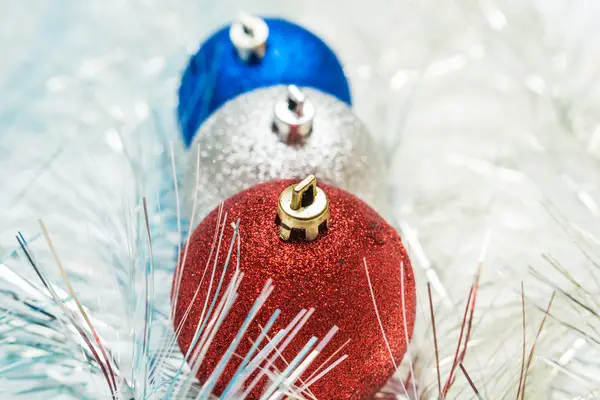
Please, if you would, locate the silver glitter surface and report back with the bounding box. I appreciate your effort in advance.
[185,85,386,222]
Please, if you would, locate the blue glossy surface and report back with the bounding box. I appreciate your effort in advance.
[177,18,352,147]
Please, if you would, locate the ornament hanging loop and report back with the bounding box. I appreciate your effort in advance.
[291,174,317,210]
[276,175,329,242]
[230,12,269,62]
[273,85,316,144]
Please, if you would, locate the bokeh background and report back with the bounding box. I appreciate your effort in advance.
[2,0,600,398]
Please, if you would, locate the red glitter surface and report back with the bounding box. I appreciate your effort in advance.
[173,180,416,399]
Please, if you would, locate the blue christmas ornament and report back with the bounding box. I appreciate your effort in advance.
[177,14,352,147]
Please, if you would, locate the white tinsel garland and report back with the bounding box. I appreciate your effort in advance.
[2,0,600,399]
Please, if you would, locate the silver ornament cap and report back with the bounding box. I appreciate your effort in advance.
[229,12,269,62]
[273,85,316,144]
[186,85,387,223]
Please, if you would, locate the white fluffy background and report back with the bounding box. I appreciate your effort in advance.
[1,0,600,399]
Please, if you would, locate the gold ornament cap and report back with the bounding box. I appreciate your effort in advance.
[229,12,269,62]
[276,175,329,241]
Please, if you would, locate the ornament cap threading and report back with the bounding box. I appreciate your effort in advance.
[273,85,315,144]
[229,12,269,62]
[276,175,329,241]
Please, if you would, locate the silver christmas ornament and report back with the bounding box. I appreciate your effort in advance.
[184,85,386,222]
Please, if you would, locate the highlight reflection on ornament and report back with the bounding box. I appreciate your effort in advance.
[184,85,386,224]
[173,177,417,399]
[177,14,352,147]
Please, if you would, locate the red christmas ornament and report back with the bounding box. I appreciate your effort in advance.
[173,177,416,399]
